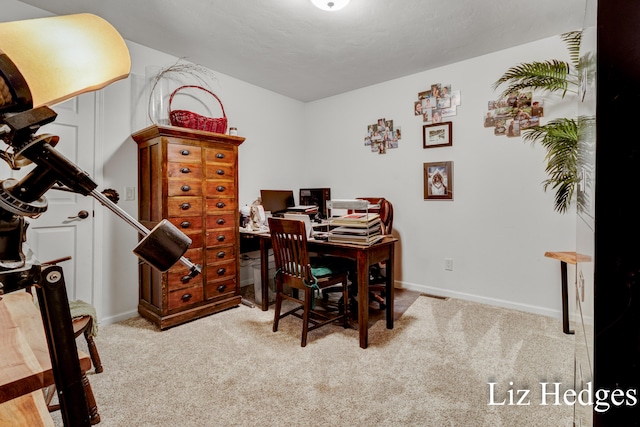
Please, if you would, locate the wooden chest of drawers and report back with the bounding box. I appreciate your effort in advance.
[132,124,245,329]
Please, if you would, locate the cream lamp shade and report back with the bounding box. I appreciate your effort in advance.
[310,0,351,11]
[0,13,131,109]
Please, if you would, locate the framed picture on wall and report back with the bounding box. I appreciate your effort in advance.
[424,161,453,200]
[423,121,452,149]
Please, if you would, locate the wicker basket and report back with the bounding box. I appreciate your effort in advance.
[168,85,228,133]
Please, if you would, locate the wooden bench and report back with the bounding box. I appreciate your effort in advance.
[0,292,100,425]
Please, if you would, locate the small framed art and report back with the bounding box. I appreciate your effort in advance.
[423,121,452,149]
[424,161,453,200]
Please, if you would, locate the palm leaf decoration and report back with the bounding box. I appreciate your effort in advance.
[561,30,583,69]
[492,60,572,99]
[522,119,578,214]
[493,31,583,213]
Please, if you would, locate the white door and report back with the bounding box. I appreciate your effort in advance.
[20,93,97,304]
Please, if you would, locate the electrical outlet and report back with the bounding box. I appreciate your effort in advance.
[445,258,453,271]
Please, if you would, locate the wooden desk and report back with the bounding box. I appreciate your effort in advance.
[0,292,98,425]
[544,251,591,335]
[242,231,397,349]
[0,296,53,426]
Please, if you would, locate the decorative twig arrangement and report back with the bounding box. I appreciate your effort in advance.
[147,58,218,124]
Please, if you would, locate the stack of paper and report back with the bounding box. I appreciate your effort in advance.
[328,213,383,245]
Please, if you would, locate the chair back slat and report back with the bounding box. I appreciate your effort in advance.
[268,218,312,287]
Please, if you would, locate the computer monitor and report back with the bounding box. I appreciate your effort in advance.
[260,190,295,215]
[299,188,331,218]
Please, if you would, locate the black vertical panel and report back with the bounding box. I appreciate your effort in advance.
[595,0,640,425]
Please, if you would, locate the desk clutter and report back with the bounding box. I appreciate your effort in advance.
[326,199,383,245]
[240,190,386,246]
[238,193,397,348]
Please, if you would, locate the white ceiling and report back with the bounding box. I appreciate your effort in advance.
[18,0,587,102]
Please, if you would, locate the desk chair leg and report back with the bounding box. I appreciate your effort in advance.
[342,280,349,329]
[83,321,103,374]
[46,373,100,425]
[273,287,283,333]
[301,289,312,347]
[81,373,100,425]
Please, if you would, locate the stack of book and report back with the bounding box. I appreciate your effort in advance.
[286,205,318,215]
[328,212,383,245]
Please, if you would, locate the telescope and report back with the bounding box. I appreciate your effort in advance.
[0,14,199,425]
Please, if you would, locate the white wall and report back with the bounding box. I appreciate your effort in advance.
[4,2,576,322]
[96,42,308,323]
[304,36,577,316]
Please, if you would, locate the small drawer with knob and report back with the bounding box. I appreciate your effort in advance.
[205,146,234,165]
[206,212,236,229]
[205,278,237,300]
[168,268,203,290]
[206,198,236,213]
[167,216,203,231]
[205,229,236,247]
[167,162,203,179]
[205,164,234,179]
[205,258,237,276]
[168,285,204,310]
[167,143,202,163]
[205,245,236,264]
[168,196,203,217]
[205,181,235,197]
[168,179,202,196]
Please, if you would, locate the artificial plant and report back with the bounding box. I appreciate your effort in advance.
[492,31,582,214]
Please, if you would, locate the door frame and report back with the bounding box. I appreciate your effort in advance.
[91,90,105,321]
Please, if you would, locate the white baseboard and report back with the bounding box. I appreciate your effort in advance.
[395,280,562,319]
[99,309,139,327]
[97,280,565,326]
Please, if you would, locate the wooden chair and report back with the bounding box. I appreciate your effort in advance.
[29,257,103,375]
[68,301,103,374]
[43,301,103,419]
[269,217,350,347]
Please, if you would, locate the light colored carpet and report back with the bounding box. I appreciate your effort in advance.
[55,296,574,426]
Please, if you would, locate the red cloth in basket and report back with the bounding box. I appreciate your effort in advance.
[168,85,228,133]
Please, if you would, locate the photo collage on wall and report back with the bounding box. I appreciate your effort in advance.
[414,83,461,124]
[363,118,401,154]
[484,91,544,137]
